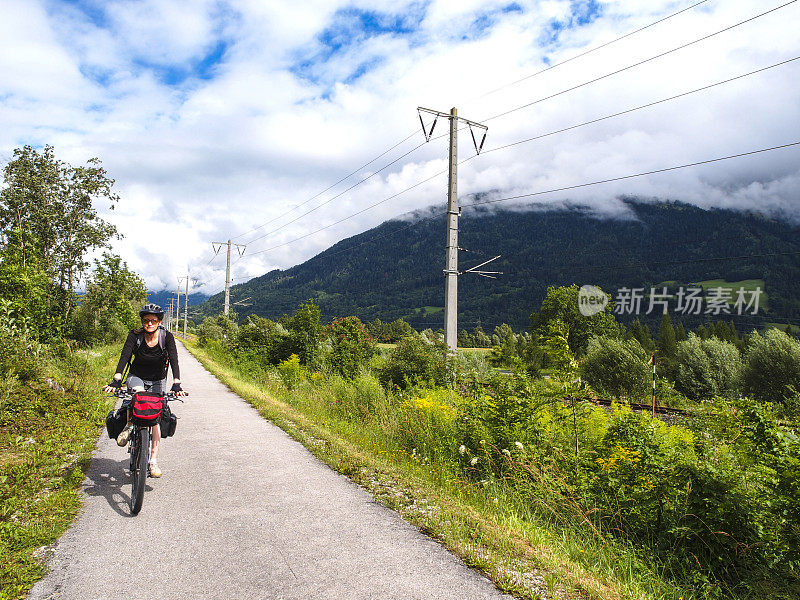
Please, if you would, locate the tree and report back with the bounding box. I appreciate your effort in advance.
[325,316,376,379]
[582,336,651,399]
[287,300,322,366]
[675,334,741,400]
[657,313,677,380]
[530,284,619,355]
[70,253,147,344]
[741,328,800,406]
[0,229,58,339]
[0,145,119,318]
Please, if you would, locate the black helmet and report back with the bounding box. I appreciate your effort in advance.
[139,303,164,319]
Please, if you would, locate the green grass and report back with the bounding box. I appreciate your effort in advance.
[656,278,769,311]
[0,345,116,600]
[186,341,701,600]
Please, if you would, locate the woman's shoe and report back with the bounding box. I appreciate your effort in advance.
[149,459,162,478]
[116,424,133,447]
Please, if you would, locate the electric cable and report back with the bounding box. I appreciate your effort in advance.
[243,138,431,245]
[225,0,720,249]
[480,0,797,123]
[233,130,421,241]
[468,0,709,103]
[464,141,800,210]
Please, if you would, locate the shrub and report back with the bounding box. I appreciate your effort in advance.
[675,334,741,400]
[582,336,650,399]
[197,313,238,346]
[277,354,304,389]
[741,328,800,405]
[379,335,450,389]
[325,316,376,380]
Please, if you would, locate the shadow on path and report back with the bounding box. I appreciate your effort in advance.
[82,456,152,517]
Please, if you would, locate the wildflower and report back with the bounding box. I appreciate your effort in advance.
[502,449,511,457]
[492,497,498,505]
[458,444,466,456]
[470,457,478,466]
[514,441,524,451]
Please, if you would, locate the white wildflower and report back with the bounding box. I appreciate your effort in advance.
[502,449,511,457]
[493,497,498,505]
[514,441,524,451]
[470,457,478,466]
[459,444,466,456]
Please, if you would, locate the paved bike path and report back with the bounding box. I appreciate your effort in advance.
[29,342,512,600]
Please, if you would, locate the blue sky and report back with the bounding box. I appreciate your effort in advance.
[1,0,799,293]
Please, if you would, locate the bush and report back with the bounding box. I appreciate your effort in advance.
[581,336,650,399]
[675,334,741,400]
[379,335,451,389]
[197,313,238,346]
[325,316,376,380]
[741,328,800,405]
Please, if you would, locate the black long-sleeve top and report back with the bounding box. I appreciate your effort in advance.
[115,328,181,382]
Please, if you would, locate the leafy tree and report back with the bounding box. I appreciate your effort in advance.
[197,312,239,347]
[675,334,741,400]
[0,229,58,339]
[379,335,450,389]
[741,328,800,406]
[656,313,677,380]
[582,336,651,399]
[627,319,655,354]
[325,316,376,379]
[0,145,119,318]
[675,321,687,342]
[70,253,147,344]
[287,300,322,366]
[530,284,619,355]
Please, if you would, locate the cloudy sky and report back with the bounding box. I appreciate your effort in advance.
[1,0,799,294]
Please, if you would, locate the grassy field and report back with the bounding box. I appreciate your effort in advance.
[657,279,768,311]
[0,345,116,600]
[185,340,701,600]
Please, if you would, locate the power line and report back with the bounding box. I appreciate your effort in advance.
[243,139,430,245]
[466,141,800,209]
[477,56,800,156]
[221,0,722,251]
[233,130,422,242]
[245,69,800,260]
[468,0,709,103]
[478,0,797,124]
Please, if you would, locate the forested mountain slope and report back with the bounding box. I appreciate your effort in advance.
[197,200,800,331]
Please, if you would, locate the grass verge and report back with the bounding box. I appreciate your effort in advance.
[0,345,116,600]
[185,341,696,600]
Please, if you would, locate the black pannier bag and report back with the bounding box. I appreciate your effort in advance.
[160,402,178,438]
[106,407,127,440]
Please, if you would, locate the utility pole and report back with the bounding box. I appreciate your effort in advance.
[175,279,182,334]
[183,274,190,339]
[211,240,246,315]
[417,106,488,352]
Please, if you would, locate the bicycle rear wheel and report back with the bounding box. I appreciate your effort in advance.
[130,427,150,515]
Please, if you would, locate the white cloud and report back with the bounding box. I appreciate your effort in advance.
[1,0,799,295]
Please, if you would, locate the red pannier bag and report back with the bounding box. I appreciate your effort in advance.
[131,392,163,426]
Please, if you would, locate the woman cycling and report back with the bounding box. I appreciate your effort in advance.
[103,303,187,478]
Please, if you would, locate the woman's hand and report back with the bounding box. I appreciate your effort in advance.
[171,382,188,397]
[103,379,122,393]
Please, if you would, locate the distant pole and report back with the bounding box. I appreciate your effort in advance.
[444,107,459,351]
[211,240,246,316]
[183,274,190,339]
[175,280,182,334]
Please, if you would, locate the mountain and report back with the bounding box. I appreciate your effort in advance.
[147,290,209,311]
[196,200,800,332]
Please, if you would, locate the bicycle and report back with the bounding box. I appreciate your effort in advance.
[111,390,184,515]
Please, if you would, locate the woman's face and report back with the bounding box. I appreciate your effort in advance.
[141,314,161,332]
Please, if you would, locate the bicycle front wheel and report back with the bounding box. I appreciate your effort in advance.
[130,427,150,515]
